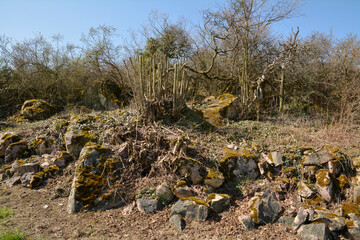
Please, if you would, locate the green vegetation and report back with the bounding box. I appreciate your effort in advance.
[0,208,13,221]
[0,229,27,240]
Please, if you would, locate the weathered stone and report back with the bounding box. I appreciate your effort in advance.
[4,141,28,163]
[6,176,21,187]
[17,163,40,175]
[68,143,117,214]
[326,160,341,177]
[0,132,20,158]
[170,214,186,232]
[156,183,174,202]
[278,216,294,226]
[64,116,97,158]
[204,169,224,188]
[348,228,360,240]
[238,215,256,230]
[29,136,53,155]
[52,151,74,168]
[171,198,209,222]
[315,169,338,203]
[269,152,283,167]
[20,99,55,120]
[296,181,316,199]
[292,207,315,231]
[198,93,240,127]
[208,193,230,213]
[220,148,259,181]
[314,209,347,232]
[177,157,205,185]
[301,150,332,166]
[249,191,283,224]
[20,172,31,185]
[298,223,334,240]
[173,186,194,199]
[341,202,360,218]
[136,197,161,213]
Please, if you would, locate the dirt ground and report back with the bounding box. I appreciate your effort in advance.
[0,183,299,240]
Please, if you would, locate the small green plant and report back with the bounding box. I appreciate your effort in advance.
[0,229,27,240]
[135,187,156,199]
[0,207,13,221]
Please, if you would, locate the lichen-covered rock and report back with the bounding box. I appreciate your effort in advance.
[208,193,230,213]
[341,202,360,218]
[337,174,349,189]
[6,176,21,187]
[177,157,205,185]
[52,151,74,168]
[301,150,332,166]
[20,99,55,120]
[204,169,224,188]
[64,116,97,158]
[171,197,209,222]
[4,141,28,163]
[249,191,283,224]
[302,145,349,178]
[0,132,21,158]
[292,207,315,231]
[67,142,119,214]
[220,148,259,181]
[197,93,240,127]
[296,181,316,199]
[17,162,40,175]
[315,169,338,203]
[314,209,347,232]
[156,183,174,202]
[29,136,54,155]
[268,152,283,167]
[136,197,161,213]
[173,182,194,199]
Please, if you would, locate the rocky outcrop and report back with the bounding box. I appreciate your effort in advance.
[136,197,162,213]
[156,183,174,202]
[64,116,97,158]
[194,93,241,127]
[220,147,259,181]
[67,142,119,214]
[20,99,55,120]
[171,198,209,222]
[249,191,283,225]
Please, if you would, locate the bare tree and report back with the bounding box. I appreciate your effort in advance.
[192,0,302,109]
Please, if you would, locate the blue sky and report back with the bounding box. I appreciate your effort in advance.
[0,0,359,45]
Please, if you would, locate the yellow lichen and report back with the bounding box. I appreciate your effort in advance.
[342,202,360,217]
[176,180,187,188]
[337,174,349,189]
[181,197,210,208]
[315,169,332,187]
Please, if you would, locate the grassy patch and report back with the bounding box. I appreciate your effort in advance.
[0,208,13,221]
[0,229,27,240]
